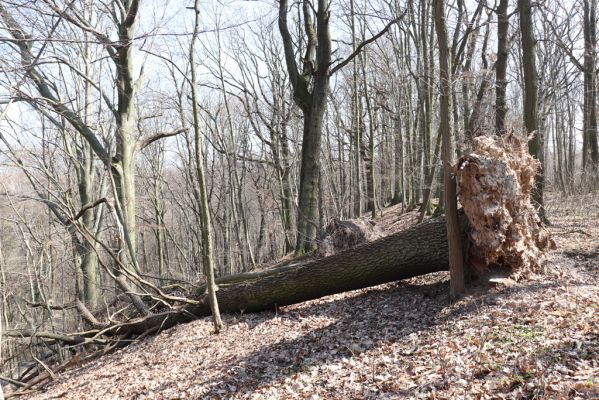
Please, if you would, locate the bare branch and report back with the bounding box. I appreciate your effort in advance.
[330,13,406,75]
[137,127,189,151]
[70,197,110,224]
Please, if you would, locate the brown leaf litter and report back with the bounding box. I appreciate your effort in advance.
[16,195,598,400]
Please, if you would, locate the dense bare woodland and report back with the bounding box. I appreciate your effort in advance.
[0,0,597,398]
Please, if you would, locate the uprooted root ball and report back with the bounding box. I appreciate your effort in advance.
[456,134,555,278]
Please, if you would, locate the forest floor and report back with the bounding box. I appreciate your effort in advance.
[20,193,599,400]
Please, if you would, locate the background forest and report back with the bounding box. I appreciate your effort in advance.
[0,0,597,392]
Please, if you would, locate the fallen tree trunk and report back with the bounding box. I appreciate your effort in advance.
[198,215,460,312]
[121,215,466,335]
[123,133,555,336]
[6,134,557,397]
[14,136,555,342]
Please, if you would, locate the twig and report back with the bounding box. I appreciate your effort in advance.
[553,229,592,237]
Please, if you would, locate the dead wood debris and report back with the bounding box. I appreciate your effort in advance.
[456,134,555,278]
[5,196,598,400]
[14,229,598,399]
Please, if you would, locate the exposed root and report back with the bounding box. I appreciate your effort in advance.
[316,205,420,257]
[317,218,381,257]
[456,133,555,278]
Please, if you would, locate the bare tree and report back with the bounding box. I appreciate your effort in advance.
[278,0,399,253]
[189,0,223,332]
[518,0,546,220]
[433,0,465,300]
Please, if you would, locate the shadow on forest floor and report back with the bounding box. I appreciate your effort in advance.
[186,272,578,397]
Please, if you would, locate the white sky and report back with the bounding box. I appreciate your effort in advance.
[0,0,589,155]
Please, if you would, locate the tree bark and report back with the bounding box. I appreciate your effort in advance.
[434,0,465,300]
[495,0,509,135]
[120,214,467,335]
[518,0,546,221]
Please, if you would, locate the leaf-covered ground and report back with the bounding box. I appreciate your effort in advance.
[21,195,599,399]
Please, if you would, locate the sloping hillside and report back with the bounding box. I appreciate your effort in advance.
[17,199,598,400]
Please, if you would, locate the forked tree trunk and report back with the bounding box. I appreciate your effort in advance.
[278,0,331,255]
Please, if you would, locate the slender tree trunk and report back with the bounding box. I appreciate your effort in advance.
[190,0,223,333]
[418,129,442,222]
[360,50,376,218]
[419,2,433,216]
[78,21,98,307]
[583,0,599,171]
[495,0,509,135]
[434,0,465,300]
[518,0,546,221]
[154,175,166,276]
[392,103,404,206]
[77,143,98,307]
[350,0,362,217]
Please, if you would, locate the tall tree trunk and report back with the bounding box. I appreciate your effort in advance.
[583,0,599,171]
[78,16,99,307]
[465,23,492,144]
[77,142,98,308]
[350,0,362,217]
[418,129,442,223]
[189,0,223,333]
[279,0,331,254]
[279,122,295,253]
[495,0,509,135]
[419,2,434,216]
[434,0,465,300]
[112,0,141,274]
[392,103,405,206]
[360,50,376,218]
[518,0,546,221]
[153,170,166,276]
